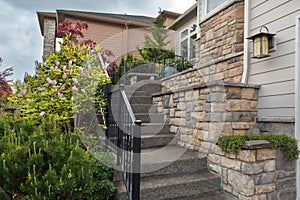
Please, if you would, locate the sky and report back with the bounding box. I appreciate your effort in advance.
[0,0,196,81]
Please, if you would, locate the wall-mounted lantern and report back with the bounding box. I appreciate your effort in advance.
[247,25,276,59]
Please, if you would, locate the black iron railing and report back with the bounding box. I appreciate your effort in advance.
[154,53,193,79]
[105,84,141,200]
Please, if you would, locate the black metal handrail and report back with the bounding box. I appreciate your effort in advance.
[105,83,141,200]
[154,53,193,79]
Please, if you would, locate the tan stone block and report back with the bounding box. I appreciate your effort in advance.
[237,150,256,162]
[195,130,209,141]
[224,152,236,159]
[221,157,241,171]
[211,103,226,112]
[209,143,224,155]
[201,141,212,150]
[226,100,253,111]
[232,122,256,130]
[208,153,221,164]
[223,184,233,193]
[257,149,276,161]
[226,66,243,78]
[264,160,275,172]
[208,162,222,174]
[255,183,275,194]
[234,130,249,135]
[192,139,201,146]
[241,88,255,99]
[239,194,267,200]
[228,170,254,196]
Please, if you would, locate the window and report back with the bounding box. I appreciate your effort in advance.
[206,0,226,14]
[179,23,198,63]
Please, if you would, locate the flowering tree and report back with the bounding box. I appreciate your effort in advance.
[9,35,110,130]
[0,57,13,104]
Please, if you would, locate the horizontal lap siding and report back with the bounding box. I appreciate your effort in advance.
[248,0,300,117]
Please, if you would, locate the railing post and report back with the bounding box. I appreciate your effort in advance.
[132,120,142,200]
[163,53,166,78]
[105,83,112,140]
[117,84,125,166]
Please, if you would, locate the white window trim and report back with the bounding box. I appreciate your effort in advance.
[179,22,198,61]
[201,0,241,23]
[295,14,300,200]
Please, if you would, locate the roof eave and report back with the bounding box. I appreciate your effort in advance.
[56,10,153,27]
[37,12,56,36]
[168,3,197,30]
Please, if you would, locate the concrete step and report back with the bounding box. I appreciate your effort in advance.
[115,171,221,200]
[141,123,170,135]
[174,191,238,200]
[141,146,207,177]
[135,113,164,123]
[125,90,148,98]
[131,104,157,114]
[141,134,176,149]
[129,96,152,104]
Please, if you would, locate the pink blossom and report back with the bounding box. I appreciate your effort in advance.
[79,67,83,72]
[40,111,46,116]
[81,89,86,94]
[87,65,92,71]
[68,60,72,66]
[38,87,44,92]
[72,78,78,84]
[56,61,60,67]
[63,65,67,73]
[58,92,63,99]
[20,90,27,96]
[72,86,77,92]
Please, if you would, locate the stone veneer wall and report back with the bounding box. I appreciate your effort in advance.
[43,17,56,60]
[153,82,260,152]
[196,1,244,65]
[208,141,296,199]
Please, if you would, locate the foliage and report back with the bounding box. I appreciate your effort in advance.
[218,134,300,161]
[0,111,115,200]
[0,58,13,104]
[138,9,174,62]
[8,35,110,128]
[56,20,96,47]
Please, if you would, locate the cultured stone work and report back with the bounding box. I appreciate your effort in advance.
[208,143,296,200]
[43,17,56,60]
[153,82,260,152]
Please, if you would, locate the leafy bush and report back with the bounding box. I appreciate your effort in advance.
[0,111,115,199]
[218,134,300,161]
[0,58,13,104]
[8,36,110,129]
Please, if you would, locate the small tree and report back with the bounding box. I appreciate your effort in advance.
[0,58,13,104]
[138,9,174,62]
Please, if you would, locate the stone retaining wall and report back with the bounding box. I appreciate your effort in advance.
[153,81,260,153]
[208,141,296,199]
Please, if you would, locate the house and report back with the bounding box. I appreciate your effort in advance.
[37,10,155,61]
[151,0,300,199]
[37,10,180,62]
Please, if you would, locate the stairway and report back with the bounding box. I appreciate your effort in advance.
[114,80,237,200]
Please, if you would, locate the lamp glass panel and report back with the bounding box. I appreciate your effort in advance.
[262,35,269,56]
[253,37,261,58]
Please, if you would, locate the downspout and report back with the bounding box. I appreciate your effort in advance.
[241,0,250,83]
[295,15,300,200]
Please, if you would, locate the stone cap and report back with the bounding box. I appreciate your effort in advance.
[242,140,272,150]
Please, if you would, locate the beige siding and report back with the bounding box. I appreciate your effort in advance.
[66,16,150,62]
[248,0,300,118]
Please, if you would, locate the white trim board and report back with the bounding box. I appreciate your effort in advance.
[295,14,300,200]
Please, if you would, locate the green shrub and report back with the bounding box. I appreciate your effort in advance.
[218,134,300,161]
[0,111,115,199]
[8,35,110,129]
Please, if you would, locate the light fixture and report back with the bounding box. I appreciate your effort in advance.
[247,25,276,59]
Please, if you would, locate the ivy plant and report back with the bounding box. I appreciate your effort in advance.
[218,134,300,161]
